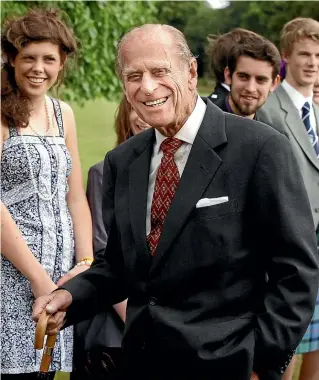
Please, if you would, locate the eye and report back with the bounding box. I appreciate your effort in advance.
[127,74,141,82]
[22,56,34,62]
[45,57,56,62]
[154,69,168,77]
[238,73,248,80]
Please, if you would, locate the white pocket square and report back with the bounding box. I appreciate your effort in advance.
[196,196,229,208]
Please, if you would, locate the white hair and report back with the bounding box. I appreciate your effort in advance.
[116,24,194,78]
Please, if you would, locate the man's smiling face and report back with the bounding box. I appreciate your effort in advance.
[121,28,197,137]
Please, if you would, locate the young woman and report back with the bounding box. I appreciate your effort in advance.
[114,95,151,145]
[1,8,93,379]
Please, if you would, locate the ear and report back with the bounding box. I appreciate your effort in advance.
[59,54,67,71]
[9,56,15,68]
[224,67,232,86]
[270,75,280,92]
[188,58,198,90]
[281,50,289,64]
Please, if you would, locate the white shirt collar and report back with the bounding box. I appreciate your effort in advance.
[154,96,207,153]
[281,79,313,111]
[221,83,230,92]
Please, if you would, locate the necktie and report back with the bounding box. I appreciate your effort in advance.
[302,101,319,158]
[147,137,183,255]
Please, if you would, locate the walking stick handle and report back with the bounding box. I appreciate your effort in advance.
[35,311,57,373]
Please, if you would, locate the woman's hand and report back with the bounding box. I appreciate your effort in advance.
[31,275,57,298]
[56,264,90,287]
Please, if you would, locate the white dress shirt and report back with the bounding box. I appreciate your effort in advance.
[221,83,230,92]
[146,96,207,235]
[281,79,318,134]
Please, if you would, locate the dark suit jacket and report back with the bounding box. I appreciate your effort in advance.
[208,82,229,110]
[64,99,319,380]
[87,161,108,255]
[71,162,123,378]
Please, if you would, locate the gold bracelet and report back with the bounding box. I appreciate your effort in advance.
[75,257,93,267]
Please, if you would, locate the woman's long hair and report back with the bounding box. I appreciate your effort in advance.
[1,8,78,127]
[114,96,134,146]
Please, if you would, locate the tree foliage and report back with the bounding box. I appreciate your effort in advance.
[1,1,157,104]
[3,0,319,101]
[184,1,319,76]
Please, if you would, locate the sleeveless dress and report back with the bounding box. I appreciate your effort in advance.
[1,98,74,374]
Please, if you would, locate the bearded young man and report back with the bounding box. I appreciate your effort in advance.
[33,24,318,380]
[209,29,281,125]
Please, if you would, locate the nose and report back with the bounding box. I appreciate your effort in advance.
[308,53,319,67]
[140,73,157,96]
[32,59,44,74]
[245,78,257,93]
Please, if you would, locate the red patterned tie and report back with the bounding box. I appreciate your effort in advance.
[147,137,183,255]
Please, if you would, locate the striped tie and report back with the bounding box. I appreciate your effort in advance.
[302,102,319,158]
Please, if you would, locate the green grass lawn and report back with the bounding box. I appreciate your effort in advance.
[71,99,118,185]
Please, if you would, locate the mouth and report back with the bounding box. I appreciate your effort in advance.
[241,95,258,102]
[27,77,47,84]
[304,70,317,75]
[143,97,168,107]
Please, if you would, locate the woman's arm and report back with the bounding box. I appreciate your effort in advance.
[0,127,56,297]
[1,202,57,297]
[56,101,93,286]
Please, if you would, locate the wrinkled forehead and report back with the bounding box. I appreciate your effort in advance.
[120,30,180,71]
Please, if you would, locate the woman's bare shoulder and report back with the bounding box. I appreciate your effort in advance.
[1,118,10,143]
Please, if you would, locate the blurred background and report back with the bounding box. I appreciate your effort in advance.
[2,0,319,185]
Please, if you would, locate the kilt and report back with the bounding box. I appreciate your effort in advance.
[296,230,319,354]
[296,290,319,354]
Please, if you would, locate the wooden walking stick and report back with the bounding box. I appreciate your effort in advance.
[34,311,57,373]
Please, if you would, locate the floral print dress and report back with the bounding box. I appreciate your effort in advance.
[1,98,74,374]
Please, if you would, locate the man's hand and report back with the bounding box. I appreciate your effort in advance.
[250,372,259,380]
[32,289,73,335]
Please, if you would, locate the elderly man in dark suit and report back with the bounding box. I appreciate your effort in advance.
[33,24,319,380]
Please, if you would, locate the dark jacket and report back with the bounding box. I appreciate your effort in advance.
[208,82,229,111]
[64,99,319,380]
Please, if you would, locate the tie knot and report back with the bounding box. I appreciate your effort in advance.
[160,138,183,156]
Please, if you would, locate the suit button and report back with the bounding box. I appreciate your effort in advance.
[149,297,157,306]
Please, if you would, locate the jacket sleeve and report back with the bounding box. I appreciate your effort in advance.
[86,161,108,256]
[63,153,128,325]
[251,133,319,377]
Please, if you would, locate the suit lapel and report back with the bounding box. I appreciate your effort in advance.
[150,101,226,274]
[276,85,319,171]
[129,129,155,262]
